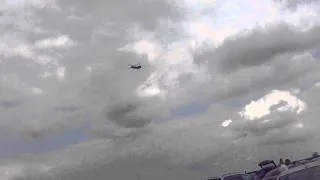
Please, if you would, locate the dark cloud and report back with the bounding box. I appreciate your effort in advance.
[12,132,319,180]
[195,23,320,74]
[5,100,320,180]
[0,100,20,109]
[105,103,152,128]
[232,112,298,136]
[262,131,313,145]
[270,100,288,112]
[193,53,320,104]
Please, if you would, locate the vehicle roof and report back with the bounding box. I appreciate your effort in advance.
[208,177,221,180]
[221,171,245,177]
[208,171,246,179]
[208,154,320,180]
[276,158,320,179]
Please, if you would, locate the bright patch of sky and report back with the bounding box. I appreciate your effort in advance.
[56,66,66,80]
[34,35,75,49]
[221,119,232,127]
[4,0,58,10]
[239,90,306,120]
[295,122,304,128]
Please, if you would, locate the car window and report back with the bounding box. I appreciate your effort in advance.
[242,174,254,180]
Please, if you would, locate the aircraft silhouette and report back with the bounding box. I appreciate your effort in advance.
[129,62,142,69]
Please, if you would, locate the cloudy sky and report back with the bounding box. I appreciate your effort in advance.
[0,0,320,179]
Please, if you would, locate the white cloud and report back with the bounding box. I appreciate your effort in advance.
[35,55,55,66]
[131,40,162,62]
[0,38,35,59]
[221,119,232,127]
[35,35,75,49]
[0,164,25,180]
[3,0,57,8]
[294,122,304,128]
[239,90,306,120]
[56,66,66,79]
[31,87,44,95]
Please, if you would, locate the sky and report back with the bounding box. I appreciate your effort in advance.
[0,0,320,179]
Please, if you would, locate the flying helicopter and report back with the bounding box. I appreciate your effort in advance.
[129,62,142,70]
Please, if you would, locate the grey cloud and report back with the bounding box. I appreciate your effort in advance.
[77,51,160,119]
[194,50,320,103]
[262,131,314,145]
[54,0,183,30]
[12,131,319,180]
[270,100,288,112]
[301,83,320,106]
[1,0,181,94]
[54,106,81,112]
[298,86,320,129]
[0,0,162,136]
[232,112,299,137]
[4,99,320,180]
[15,153,213,180]
[2,1,320,180]
[105,103,152,128]
[230,110,317,146]
[195,23,320,74]
[0,95,89,139]
[18,0,185,53]
[257,120,316,146]
[0,0,186,135]
[0,100,20,109]
[275,0,320,11]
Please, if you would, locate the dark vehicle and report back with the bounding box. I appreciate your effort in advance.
[258,160,277,170]
[207,153,320,180]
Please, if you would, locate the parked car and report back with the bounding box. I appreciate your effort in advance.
[273,158,320,180]
[208,153,320,180]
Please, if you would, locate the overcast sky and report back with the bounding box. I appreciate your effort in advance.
[0,0,320,179]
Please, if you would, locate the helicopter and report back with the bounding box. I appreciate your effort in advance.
[129,62,142,70]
